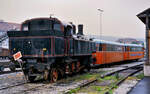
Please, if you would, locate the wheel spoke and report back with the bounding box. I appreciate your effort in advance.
[50,68,58,82]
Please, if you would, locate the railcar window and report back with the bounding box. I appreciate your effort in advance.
[106,45,122,51]
[106,44,113,51]
[99,44,102,51]
[125,46,128,51]
[137,47,142,51]
[116,46,122,51]
[130,47,135,51]
[130,47,142,51]
[111,45,115,51]
[29,20,52,31]
[92,43,96,52]
[96,44,99,51]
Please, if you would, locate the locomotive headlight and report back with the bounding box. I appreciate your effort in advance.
[13,48,16,51]
[28,41,31,44]
[43,48,47,51]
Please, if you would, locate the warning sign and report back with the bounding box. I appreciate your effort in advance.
[13,51,22,61]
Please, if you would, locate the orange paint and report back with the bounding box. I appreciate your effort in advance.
[92,51,144,65]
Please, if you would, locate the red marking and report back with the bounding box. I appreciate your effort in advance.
[41,50,44,62]
[64,39,66,56]
[72,63,75,72]
[68,39,70,56]
[54,37,55,56]
[50,37,53,56]
[13,51,22,61]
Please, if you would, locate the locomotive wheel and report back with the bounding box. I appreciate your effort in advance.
[43,69,49,81]
[27,76,36,83]
[10,66,16,72]
[50,68,58,82]
[0,66,4,72]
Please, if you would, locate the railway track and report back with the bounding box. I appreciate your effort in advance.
[0,82,26,91]
[104,65,143,94]
[65,62,144,94]
[0,70,21,75]
[0,61,144,94]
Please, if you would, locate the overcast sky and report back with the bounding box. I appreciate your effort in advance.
[0,0,150,39]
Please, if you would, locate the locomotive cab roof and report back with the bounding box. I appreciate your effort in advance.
[21,17,64,31]
[21,17,76,36]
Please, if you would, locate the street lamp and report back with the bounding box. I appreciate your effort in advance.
[97,9,104,39]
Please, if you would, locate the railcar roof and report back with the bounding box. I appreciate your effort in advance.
[93,39,143,47]
[93,39,124,46]
[124,44,143,47]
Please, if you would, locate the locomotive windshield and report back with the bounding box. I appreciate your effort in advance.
[22,19,62,31]
[30,20,52,31]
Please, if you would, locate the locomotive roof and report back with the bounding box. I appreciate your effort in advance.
[22,17,61,24]
[72,35,92,42]
[93,39,143,47]
[22,17,74,27]
[61,21,73,27]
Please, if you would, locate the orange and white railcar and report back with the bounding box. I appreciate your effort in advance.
[92,39,144,65]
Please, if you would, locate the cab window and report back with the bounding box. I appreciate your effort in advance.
[54,23,61,31]
[30,20,52,31]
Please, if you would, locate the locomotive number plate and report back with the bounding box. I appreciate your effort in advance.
[13,51,22,61]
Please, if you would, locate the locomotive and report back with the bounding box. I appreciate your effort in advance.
[7,17,96,82]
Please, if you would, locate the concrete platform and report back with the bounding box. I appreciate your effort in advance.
[128,77,150,94]
[144,64,150,76]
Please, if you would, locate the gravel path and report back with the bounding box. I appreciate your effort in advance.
[113,78,139,94]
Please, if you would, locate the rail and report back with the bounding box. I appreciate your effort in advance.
[65,62,144,94]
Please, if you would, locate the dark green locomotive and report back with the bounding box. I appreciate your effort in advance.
[7,17,96,82]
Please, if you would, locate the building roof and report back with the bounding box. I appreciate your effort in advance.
[137,8,150,25]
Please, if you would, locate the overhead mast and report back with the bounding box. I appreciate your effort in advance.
[50,14,54,18]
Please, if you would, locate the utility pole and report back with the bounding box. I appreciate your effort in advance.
[97,9,104,39]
